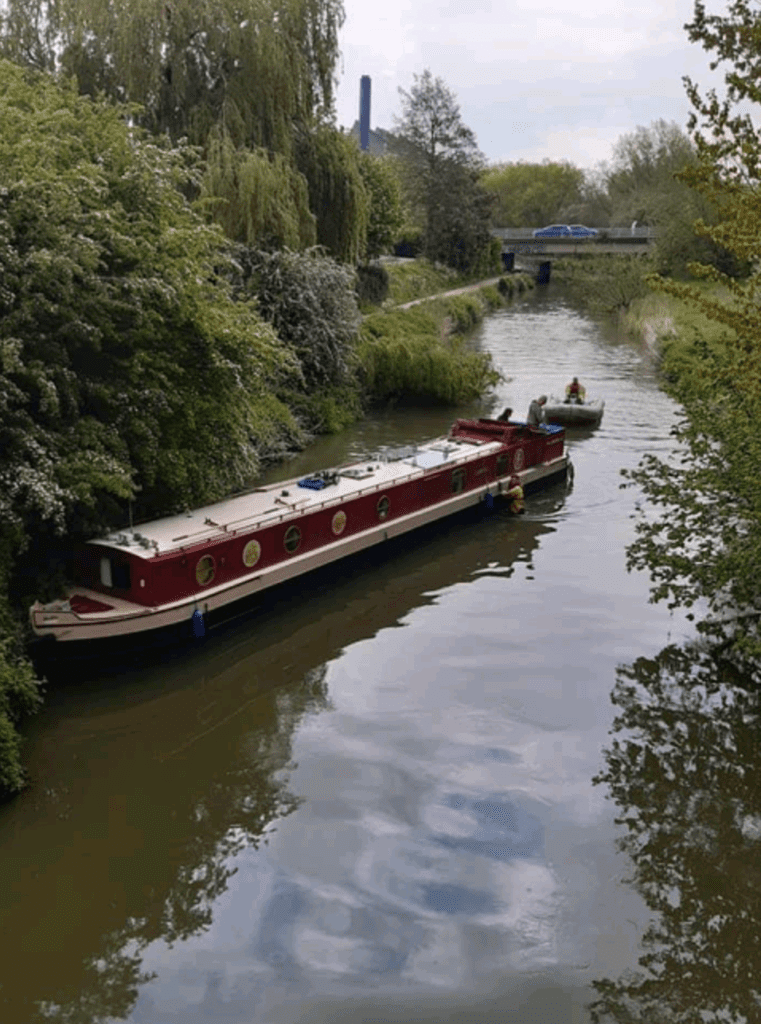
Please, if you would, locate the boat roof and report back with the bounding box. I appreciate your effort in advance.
[92,433,504,559]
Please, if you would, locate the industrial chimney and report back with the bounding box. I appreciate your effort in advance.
[359,75,371,151]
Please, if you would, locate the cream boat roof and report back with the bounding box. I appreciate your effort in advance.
[94,436,502,559]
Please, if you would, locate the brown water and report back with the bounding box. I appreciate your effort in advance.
[0,288,694,1024]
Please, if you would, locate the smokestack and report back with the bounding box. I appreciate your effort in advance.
[359,75,371,151]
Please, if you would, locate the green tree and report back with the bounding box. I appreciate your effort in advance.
[0,0,345,151]
[0,62,301,535]
[0,60,310,794]
[0,2,377,259]
[623,3,761,664]
[201,128,317,250]
[603,119,734,274]
[295,125,369,263]
[358,150,405,260]
[393,69,493,272]
[481,160,587,228]
[237,246,361,392]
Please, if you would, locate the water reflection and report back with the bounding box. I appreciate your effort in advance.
[0,669,322,1023]
[590,633,761,1023]
[0,496,564,1023]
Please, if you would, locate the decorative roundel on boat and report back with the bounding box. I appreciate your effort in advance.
[377,495,390,521]
[284,525,301,554]
[332,510,347,535]
[195,554,216,587]
[513,448,525,471]
[242,539,261,568]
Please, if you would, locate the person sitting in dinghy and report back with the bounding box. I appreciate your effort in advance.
[505,474,525,514]
[564,377,586,403]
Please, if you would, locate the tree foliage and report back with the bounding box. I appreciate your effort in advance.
[201,128,317,250]
[236,246,361,390]
[624,3,761,665]
[357,151,405,260]
[604,119,735,274]
[393,70,493,272]
[0,0,345,150]
[0,61,301,537]
[295,126,369,263]
[481,160,586,228]
[0,1,380,261]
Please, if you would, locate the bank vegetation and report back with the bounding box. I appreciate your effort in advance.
[0,36,527,798]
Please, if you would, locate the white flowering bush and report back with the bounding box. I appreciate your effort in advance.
[0,61,306,796]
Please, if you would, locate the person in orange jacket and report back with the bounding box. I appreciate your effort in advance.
[505,474,525,514]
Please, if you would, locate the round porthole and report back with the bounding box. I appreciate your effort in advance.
[332,510,347,535]
[377,496,390,521]
[513,448,525,471]
[284,525,301,553]
[242,539,261,568]
[195,555,215,587]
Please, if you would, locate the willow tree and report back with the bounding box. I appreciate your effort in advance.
[295,126,369,263]
[202,129,317,250]
[0,0,345,151]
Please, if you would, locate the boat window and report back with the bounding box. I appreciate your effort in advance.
[112,560,131,590]
[100,557,131,589]
[100,557,113,588]
[496,454,509,476]
[196,555,216,586]
[284,526,301,553]
[451,468,466,493]
[377,496,390,521]
[242,539,261,568]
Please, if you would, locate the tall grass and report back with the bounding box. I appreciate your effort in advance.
[357,304,501,404]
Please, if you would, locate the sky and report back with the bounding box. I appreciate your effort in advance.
[334,0,727,171]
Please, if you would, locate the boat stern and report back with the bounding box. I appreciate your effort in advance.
[29,589,148,641]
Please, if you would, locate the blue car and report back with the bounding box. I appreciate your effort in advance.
[532,224,571,238]
[569,224,598,237]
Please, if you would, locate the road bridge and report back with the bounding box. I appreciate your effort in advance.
[492,227,655,256]
[491,228,655,281]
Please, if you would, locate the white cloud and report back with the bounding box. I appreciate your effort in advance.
[335,0,731,169]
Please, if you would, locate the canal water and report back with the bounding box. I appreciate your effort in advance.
[0,287,692,1024]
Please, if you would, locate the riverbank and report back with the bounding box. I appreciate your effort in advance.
[621,282,736,361]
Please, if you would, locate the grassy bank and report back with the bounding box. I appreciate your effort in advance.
[621,282,738,383]
[358,269,535,404]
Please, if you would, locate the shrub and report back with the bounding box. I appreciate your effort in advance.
[356,264,390,306]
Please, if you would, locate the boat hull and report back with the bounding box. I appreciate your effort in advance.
[543,397,604,427]
[30,420,570,645]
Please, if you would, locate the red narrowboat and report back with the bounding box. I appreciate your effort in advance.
[30,418,570,644]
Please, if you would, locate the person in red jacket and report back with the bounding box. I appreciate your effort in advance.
[505,474,525,514]
[564,377,586,403]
